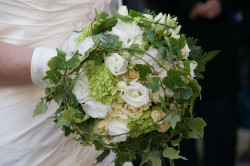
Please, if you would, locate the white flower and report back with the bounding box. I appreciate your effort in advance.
[165,87,174,97]
[81,99,109,118]
[117,6,128,16]
[177,60,197,79]
[109,103,128,120]
[107,120,130,142]
[153,12,163,22]
[72,74,90,103]
[150,87,165,103]
[78,36,95,57]
[159,14,167,24]
[105,53,128,75]
[62,32,80,59]
[117,81,127,91]
[157,122,170,132]
[151,107,166,124]
[181,44,191,59]
[110,21,143,48]
[190,61,198,79]
[143,14,153,20]
[131,48,163,73]
[123,104,144,118]
[120,81,150,108]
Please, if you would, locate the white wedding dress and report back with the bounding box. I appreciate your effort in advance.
[0,0,121,166]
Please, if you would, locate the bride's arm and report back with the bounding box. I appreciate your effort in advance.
[0,41,33,85]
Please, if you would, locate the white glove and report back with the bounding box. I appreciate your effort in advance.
[31,47,57,86]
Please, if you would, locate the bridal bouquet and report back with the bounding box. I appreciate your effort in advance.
[33,6,218,166]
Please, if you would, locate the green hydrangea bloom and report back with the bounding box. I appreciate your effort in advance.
[88,64,120,105]
[127,110,157,137]
[77,21,100,45]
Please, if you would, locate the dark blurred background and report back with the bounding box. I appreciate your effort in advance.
[123,0,250,165]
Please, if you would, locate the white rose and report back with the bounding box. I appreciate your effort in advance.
[123,104,144,118]
[109,103,128,120]
[107,120,130,142]
[72,74,90,103]
[105,53,128,75]
[110,21,143,48]
[120,81,150,108]
[181,43,191,59]
[157,122,171,132]
[97,119,110,133]
[117,81,127,91]
[81,99,109,118]
[62,32,80,59]
[117,6,128,16]
[78,36,95,57]
[151,108,166,124]
[150,87,165,103]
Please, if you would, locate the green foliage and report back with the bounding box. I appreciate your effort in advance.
[116,12,134,23]
[127,110,157,137]
[187,118,207,138]
[163,147,187,160]
[96,149,110,164]
[32,101,48,117]
[162,69,188,89]
[134,64,152,80]
[165,115,181,129]
[94,33,123,48]
[145,77,160,93]
[149,154,162,166]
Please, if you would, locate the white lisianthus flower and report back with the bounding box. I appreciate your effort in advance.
[190,61,198,79]
[62,32,80,59]
[181,43,191,59]
[123,104,144,118]
[72,74,90,103]
[117,6,128,16]
[120,81,150,108]
[81,99,109,118]
[150,87,165,103]
[151,107,166,124]
[107,120,130,142]
[110,21,143,48]
[131,48,163,73]
[117,81,127,91]
[78,36,95,57]
[109,103,128,120]
[105,53,128,75]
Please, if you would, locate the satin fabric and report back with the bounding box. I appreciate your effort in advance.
[0,0,114,166]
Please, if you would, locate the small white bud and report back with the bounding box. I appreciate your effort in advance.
[159,14,167,24]
[123,52,131,60]
[117,6,128,16]
[143,14,153,20]
[153,12,163,22]
[117,81,127,91]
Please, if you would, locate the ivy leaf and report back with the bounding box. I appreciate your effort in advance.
[32,101,48,117]
[183,60,190,73]
[54,116,70,128]
[159,47,169,61]
[165,115,180,129]
[116,12,134,23]
[140,152,150,166]
[162,69,188,89]
[187,118,206,137]
[96,149,110,164]
[130,44,144,55]
[135,64,152,80]
[177,34,186,49]
[94,33,123,48]
[145,77,160,93]
[171,134,183,146]
[159,96,167,112]
[163,147,187,160]
[114,153,131,166]
[145,29,162,48]
[61,55,79,69]
[94,56,103,66]
[149,153,162,166]
[129,10,144,18]
[47,49,66,70]
[63,107,74,123]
